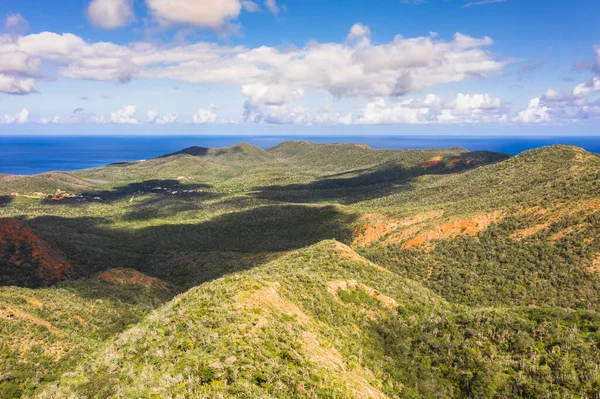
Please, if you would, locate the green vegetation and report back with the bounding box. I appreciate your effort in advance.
[1,141,600,398]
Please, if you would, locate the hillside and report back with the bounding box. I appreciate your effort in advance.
[1,142,600,398]
[34,241,600,398]
[0,276,172,398]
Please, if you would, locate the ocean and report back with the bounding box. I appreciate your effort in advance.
[2,135,600,175]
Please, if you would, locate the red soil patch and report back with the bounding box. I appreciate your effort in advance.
[403,213,500,249]
[354,144,371,150]
[0,218,73,286]
[352,211,443,247]
[352,220,399,248]
[422,156,443,169]
[98,268,169,290]
[447,158,467,168]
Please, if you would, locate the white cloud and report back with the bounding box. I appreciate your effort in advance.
[0,26,514,123]
[193,105,218,124]
[517,98,552,124]
[595,47,600,73]
[572,77,600,99]
[347,23,371,40]
[264,0,280,15]
[242,1,260,12]
[0,28,506,99]
[236,91,508,126]
[454,93,502,110]
[241,83,310,124]
[0,74,36,94]
[356,93,507,124]
[315,111,353,125]
[147,110,180,124]
[357,98,429,124]
[145,0,242,30]
[516,76,600,124]
[0,108,29,124]
[147,110,158,123]
[4,14,29,34]
[158,113,180,124]
[87,0,135,30]
[110,105,138,124]
[452,32,493,49]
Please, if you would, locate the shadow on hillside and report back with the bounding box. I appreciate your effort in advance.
[42,179,217,206]
[254,163,426,204]
[20,204,357,291]
[135,204,357,253]
[254,151,509,205]
[159,146,210,158]
[0,196,13,207]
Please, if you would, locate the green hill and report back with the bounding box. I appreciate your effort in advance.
[33,241,600,399]
[0,172,95,195]
[1,142,600,398]
[162,142,275,164]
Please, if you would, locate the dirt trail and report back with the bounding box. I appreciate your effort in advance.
[0,306,58,334]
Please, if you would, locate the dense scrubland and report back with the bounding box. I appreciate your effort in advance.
[1,141,600,398]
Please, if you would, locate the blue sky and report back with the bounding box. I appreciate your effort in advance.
[0,0,598,134]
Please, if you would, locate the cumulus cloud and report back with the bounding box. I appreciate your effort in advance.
[572,77,600,99]
[0,28,506,100]
[241,83,310,124]
[238,91,510,126]
[0,108,29,124]
[357,98,430,124]
[0,74,36,94]
[516,77,600,124]
[595,47,600,73]
[147,110,180,124]
[347,23,371,40]
[356,93,507,124]
[0,26,514,122]
[193,105,218,124]
[517,98,552,124]
[313,108,353,125]
[87,0,135,30]
[110,105,138,124]
[145,0,241,30]
[4,14,29,34]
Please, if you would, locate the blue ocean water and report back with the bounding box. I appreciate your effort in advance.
[1,135,600,175]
